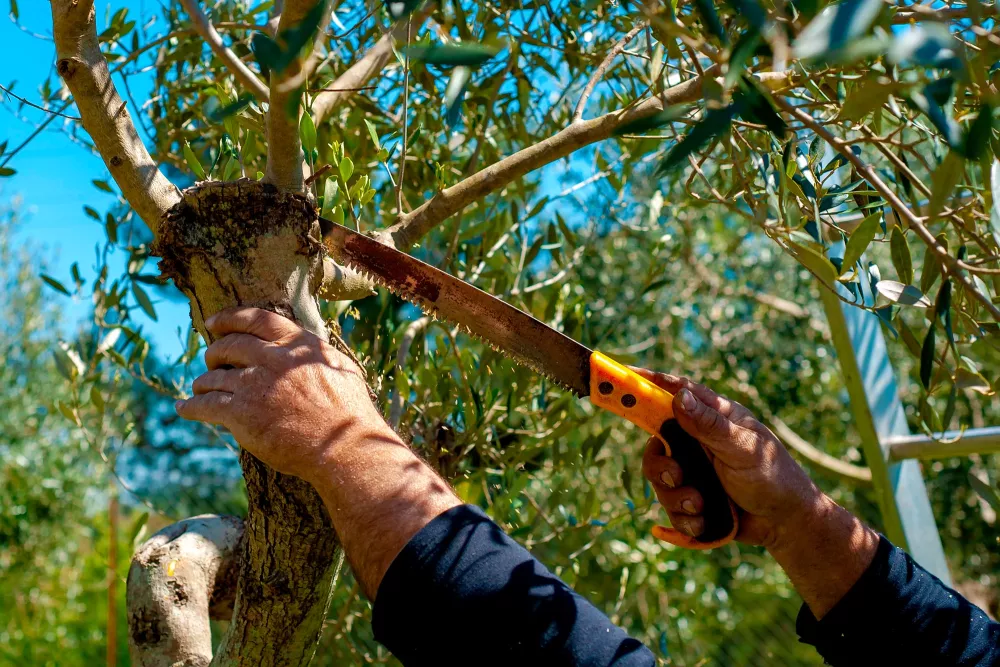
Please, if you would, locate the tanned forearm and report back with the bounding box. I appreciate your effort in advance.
[309,424,462,598]
[768,493,880,619]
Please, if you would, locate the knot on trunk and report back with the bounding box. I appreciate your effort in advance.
[153,179,328,340]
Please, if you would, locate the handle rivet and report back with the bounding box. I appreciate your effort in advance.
[621,393,637,408]
[598,381,614,395]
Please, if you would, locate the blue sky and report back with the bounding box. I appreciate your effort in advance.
[2,0,188,358]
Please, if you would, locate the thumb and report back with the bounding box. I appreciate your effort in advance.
[672,388,744,462]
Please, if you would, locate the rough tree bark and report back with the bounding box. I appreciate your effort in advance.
[140,180,343,665]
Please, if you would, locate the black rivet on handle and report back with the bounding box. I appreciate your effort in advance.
[598,381,614,395]
[621,394,637,408]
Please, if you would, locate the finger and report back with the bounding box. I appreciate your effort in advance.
[630,368,751,422]
[672,388,755,460]
[205,334,271,370]
[175,392,234,426]
[667,513,705,538]
[192,368,247,395]
[641,437,684,488]
[656,486,704,516]
[206,307,300,342]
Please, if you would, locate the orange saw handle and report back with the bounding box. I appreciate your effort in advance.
[589,352,739,550]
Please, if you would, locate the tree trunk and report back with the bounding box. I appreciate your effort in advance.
[139,179,342,665]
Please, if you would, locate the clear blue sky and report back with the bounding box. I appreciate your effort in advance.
[3,0,188,358]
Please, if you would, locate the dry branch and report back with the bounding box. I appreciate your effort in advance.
[50,0,180,234]
[180,0,270,102]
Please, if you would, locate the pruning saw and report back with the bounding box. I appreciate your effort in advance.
[320,218,738,550]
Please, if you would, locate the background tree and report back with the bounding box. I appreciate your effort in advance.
[4,0,999,664]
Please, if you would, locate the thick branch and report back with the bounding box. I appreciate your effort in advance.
[50,0,180,234]
[776,98,1000,322]
[310,12,429,127]
[769,417,873,484]
[264,0,332,193]
[180,0,270,102]
[573,21,649,122]
[127,515,244,667]
[381,69,802,249]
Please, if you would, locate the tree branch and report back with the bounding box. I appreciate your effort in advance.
[127,515,244,667]
[775,97,1000,322]
[573,21,649,122]
[179,0,270,102]
[263,0,332,193]
[50,0,181,234]
[310,12,427,127]
[380,69,797,249]
[769,417,873,484]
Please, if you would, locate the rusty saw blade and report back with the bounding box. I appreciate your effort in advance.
[321,219,592,396]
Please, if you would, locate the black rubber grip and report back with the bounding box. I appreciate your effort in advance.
[659,418,735,543]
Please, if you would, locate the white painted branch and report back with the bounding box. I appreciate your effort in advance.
[50,0,181,235]
[127,515,244,667]
[179,0,270,102]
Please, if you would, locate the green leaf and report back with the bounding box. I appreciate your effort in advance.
[876,280,931,307]
[735,76,787,137]
[889,227,913,284]
[840,212,881,273]
[128,511,150,547]
[9,0,18,21]
[90,385,105,411]
[612,106,689,137]
[404,43,503,67]
[300,112,317,155]
[792,0,883,61]
[920,324,936,389]
[969,473,1000,513]
[92,179,114,193]
[725,29,763,88]
[251,32,282,73]
[838,79,903,122]
[956,367,993,395]
[41,274,71,296]
[132,282,157,321]
[788,241,839,287]
[209,94,253,122]
[444,65,471,127]
[364,118,381,150]
[183,142,206,180]
[693,0,728,44]
[84,206,101,220]
[908,79,961,149]
[339,156,354,181]
[888,24,963,71]
[320,178,339,219]
[927,151,964,220]
[963,104,994,161]
[105,213,118,245]
[0,166,15,177]
[656,104,738,175]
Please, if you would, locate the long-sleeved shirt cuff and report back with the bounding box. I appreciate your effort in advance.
[372,504,655,666]
[796,535,1000,665]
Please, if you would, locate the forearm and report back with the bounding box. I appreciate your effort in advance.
[768,492,880,619]
[309,423,461,598]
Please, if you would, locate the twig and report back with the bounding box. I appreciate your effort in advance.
[0,83,81,120]
[776,97,1000,321]
[396,17,411,215]
[573,21,648,122]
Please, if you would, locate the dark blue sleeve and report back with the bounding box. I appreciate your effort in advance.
[797,536,1000,666]
[372,504,655,667]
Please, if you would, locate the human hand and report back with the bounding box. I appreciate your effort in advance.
[175,307,392,483]
[637,371,822,551]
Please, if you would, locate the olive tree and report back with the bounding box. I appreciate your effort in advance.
[12,0,998,663]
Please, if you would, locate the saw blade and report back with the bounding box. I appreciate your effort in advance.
[322,220,592,396]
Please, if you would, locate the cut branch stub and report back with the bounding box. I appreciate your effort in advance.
[150,179,341,665]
